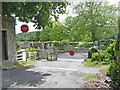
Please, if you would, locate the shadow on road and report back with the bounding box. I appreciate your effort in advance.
[2,67,52,88]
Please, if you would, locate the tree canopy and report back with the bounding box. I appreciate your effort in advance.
[73,1,118,42]
[2,2,68,29]
[16,1,118,42]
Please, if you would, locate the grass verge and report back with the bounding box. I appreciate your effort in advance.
[84,58,103,67]
[16,59,36,67]
[100,65,110,76]
[84,74,97,81]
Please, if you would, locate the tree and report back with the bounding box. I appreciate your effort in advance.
[39,26,50,41]
[40,22,69,41]
[49,22,69,41]
[2,2,68,29]
[16,31,40,41]
[74,1,118,42]
[64,16,90,42]
[26,31,40,41]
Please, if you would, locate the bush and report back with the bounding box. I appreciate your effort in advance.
[80,42,93,47]
[88,46,98,58]
[91,52,100,61]
[100,50,112,64]
[84,58,103,67]
[105,40,120,89]
[29,47,39,52]
[70,42,79,47]
[101,65,110,75]
[87,49,112,65]
[105,40,117,60]
[91,50,112,64]
[89,41,117,65]
[108,60,120,88]
[16,42,22,51]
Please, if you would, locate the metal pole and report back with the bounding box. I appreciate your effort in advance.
[24,32,27,43]
[24,32,27,61]
[72,36,74,49]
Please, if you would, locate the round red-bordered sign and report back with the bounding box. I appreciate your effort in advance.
[21,24,29,33]
[69,50,74,56]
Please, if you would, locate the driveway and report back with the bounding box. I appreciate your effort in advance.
[2,53,104,88]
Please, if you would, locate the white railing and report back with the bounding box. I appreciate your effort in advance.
[16,49,27,61]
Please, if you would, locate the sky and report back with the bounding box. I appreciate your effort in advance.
[15,0,120,34]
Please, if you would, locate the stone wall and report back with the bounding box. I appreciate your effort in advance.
[0,13,2,65]
[2,17,16,69]
[0,1,2,88]
[0,31,2,63]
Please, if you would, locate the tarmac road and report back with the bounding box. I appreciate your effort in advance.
[2,53,104,88]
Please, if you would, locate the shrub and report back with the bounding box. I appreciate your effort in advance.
[99,50,112,65]
[101,65,110,75]
[88,46,98,58]
[91,52,100,61]
[29,47,39,52]
[108,60,120,88]
[105,40,117,60]
[84,58,103,67]
[80,42,93,48]
[90,50,112,65]
[52,41,61,47]
[89,41,117,65]
[16,42,22,51]
[105,40,120,89]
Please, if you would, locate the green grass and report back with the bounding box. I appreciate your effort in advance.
[84,74,97,81]
[16,59,36,67]
[84,58,103,67]
[101,65,110,72]
[100,65,110,75]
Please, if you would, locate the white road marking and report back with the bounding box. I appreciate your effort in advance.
[38,67,78,71]
[57,58,84,62]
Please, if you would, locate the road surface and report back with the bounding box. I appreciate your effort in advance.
[2,53,104,88]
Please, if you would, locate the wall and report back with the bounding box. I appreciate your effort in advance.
[0,31,2,62]
[2,17,16,69]
[0,2,2,89]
